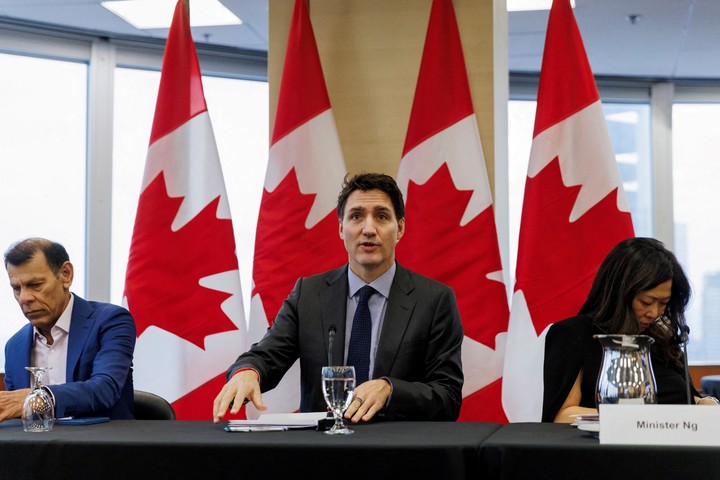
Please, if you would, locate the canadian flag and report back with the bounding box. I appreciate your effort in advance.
[124,0,246,420]
[395,0,509,422]
[246,0,347,416]
[502,0,634,422]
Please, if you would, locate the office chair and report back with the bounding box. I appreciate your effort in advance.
[134,390,176,420]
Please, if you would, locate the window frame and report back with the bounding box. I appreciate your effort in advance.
[508,74,720,367]
[3,19,720,368]
[0,19,268,302]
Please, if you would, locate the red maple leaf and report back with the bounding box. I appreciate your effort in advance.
[396,163,509,349]
[172,372,247,421]
[516,156,634,336]
[252,169,347,324]
[125,172,239,348]
[458,378,508,423]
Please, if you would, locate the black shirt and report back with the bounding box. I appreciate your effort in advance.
[542,314,697,422]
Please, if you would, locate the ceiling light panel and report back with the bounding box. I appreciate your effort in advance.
[102,0,242,29]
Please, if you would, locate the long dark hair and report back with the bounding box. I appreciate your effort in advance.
[579,237,691,367]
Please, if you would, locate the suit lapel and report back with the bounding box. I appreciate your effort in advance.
[320,266,348,367]
[13,326,34,388]
[66,294,94,382]
[373,265,415,378]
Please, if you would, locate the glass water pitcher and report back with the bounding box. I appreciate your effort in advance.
[594,334,657,406]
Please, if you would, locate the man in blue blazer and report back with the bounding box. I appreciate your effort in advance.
[213,173,464,423]
[1,238,135,420]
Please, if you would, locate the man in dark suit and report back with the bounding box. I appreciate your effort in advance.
[1,238,135,420]
[213,173,463,423]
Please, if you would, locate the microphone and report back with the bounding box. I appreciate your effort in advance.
[680,325,692,405]
[327,325,336,366]
[681,324,690,343]
[318,325,338,427]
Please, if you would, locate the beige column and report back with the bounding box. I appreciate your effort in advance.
[269,0,496,190]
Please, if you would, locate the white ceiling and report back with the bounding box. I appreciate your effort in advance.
[0,0,269,52]
[510,0,720,79]
[0,0,718,79]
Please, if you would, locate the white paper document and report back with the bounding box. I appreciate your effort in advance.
[226,412,328,432]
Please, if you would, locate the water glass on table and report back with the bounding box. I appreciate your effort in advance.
[22,367,54,433]
[321,366,355,435]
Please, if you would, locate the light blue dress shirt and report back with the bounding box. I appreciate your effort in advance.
[344,262,396,379]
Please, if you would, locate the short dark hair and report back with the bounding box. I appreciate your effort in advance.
[4,238,70,275]
[336,173,405,220]
[579,237,691,366]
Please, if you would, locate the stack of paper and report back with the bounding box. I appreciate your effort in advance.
[572,413,600,433]
[225,412,329,432]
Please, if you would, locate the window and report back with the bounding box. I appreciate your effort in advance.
[507,99,652,283]
[508,83,720,364]
[672,103,720,363]
[2,25,720,372]
[0,53,87,354]
[0,30,268,368]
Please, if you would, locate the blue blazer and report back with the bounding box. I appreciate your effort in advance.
[4,294,136,419]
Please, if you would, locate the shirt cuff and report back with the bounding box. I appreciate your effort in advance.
[231,367,260,383]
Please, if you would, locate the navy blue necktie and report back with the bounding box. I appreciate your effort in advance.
[347,285,375,384]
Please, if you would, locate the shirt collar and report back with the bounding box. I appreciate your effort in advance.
[348,262,396,300]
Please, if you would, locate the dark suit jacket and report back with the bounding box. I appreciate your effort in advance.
[228,263,464,421]
[4,294,136,419]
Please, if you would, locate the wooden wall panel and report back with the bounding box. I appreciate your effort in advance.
[269,0,495,190]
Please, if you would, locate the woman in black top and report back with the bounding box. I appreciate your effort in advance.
[542,237,718,423]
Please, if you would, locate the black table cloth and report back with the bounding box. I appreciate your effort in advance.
[0,419,499,480]
[481,422,720,480]
[3,419,719,480]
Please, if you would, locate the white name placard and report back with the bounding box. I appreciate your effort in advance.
[599,404,720,446]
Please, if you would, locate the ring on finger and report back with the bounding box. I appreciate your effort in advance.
[354,396,364,406]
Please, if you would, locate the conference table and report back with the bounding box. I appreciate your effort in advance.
[0,419,498,480]
[1,419,718,479]
[481,422,720,480]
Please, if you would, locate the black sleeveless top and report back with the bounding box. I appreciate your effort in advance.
[542,314,697,422]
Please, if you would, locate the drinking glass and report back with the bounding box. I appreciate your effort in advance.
[22,367,54,432]
[321,366,355,435]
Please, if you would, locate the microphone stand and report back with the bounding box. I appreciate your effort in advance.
[328,326,336,366]
[319,326,338,430]
[681,326,692,405]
